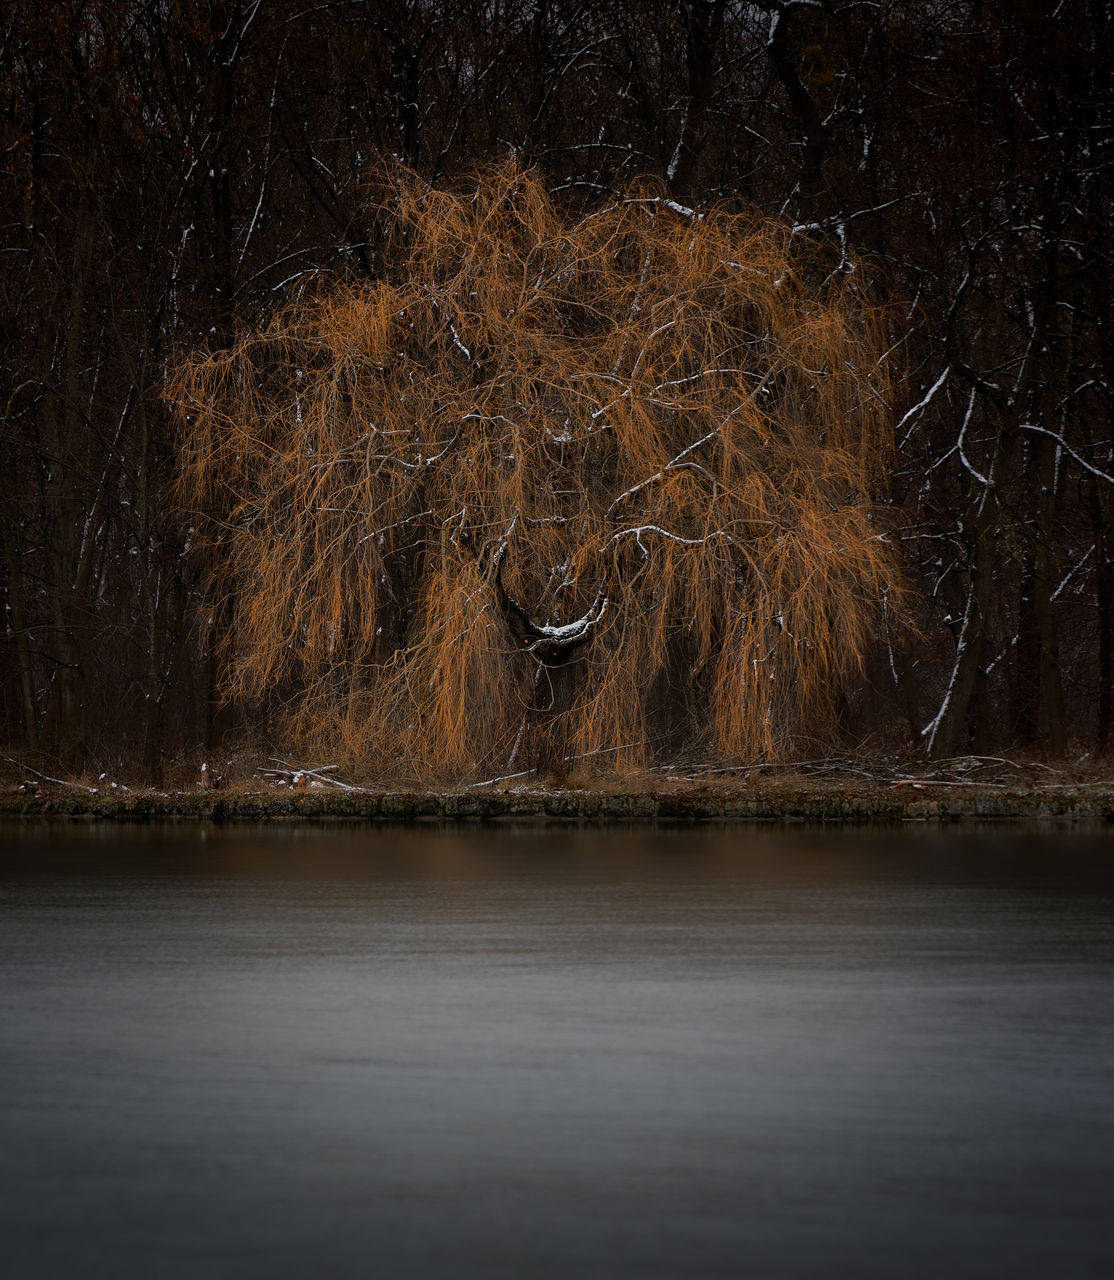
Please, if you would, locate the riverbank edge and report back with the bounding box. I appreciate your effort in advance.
[4,786,1114,823]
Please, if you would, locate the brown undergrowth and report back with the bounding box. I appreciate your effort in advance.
[169,159,904,784]
[4,750,1112,818]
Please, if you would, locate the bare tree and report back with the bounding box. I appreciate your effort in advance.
[170,160,902,782]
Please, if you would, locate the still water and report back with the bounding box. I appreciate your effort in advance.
[1,819,1112,1278]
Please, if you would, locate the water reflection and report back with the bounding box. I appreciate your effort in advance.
[2,821,1113,1278]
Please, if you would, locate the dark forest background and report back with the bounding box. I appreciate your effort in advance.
[2,0,1111,781]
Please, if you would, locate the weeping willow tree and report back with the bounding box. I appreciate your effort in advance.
[169,159,902,782]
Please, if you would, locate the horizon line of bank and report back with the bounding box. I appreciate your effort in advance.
[3,788,1114,823]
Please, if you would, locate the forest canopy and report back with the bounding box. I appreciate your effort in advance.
[170,161,902,782]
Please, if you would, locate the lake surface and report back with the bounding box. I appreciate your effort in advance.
[1,819,1113,1279]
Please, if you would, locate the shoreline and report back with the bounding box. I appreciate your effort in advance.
[4,784,1114,824]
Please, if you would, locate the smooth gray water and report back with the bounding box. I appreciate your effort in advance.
[1,820,1112,1279]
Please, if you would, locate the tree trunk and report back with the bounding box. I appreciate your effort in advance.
[530,659,582,781]
[1,521,38,751]
[1090,485,1113,755]
[1013,431,1066,753]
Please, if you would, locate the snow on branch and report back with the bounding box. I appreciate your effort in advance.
[897,365,950,449]
[1020,423,1114,486]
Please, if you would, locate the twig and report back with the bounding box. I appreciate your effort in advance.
[469,768,537,788]
[890,778,1007,789]
[4,757,97,792]
[261,760,366,792]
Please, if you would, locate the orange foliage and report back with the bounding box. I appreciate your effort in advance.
[169,159,902,782]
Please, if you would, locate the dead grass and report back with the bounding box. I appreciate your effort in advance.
[3,746,1112,809]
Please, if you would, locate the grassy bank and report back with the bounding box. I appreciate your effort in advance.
[4,753,1113,824]
[4,784,1114,824]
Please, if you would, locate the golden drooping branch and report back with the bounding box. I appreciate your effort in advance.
[169,158,902,781]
